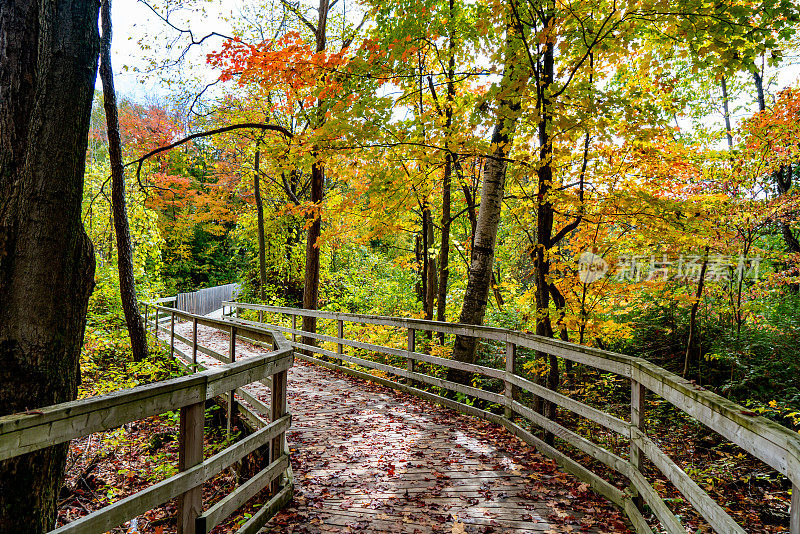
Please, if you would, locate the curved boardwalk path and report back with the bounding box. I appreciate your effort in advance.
[161,321,632,534]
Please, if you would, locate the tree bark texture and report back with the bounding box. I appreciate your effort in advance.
[99,0,147,362]
[302,158,323,348]
[436,0,456,334]
[721,76,733,148]
[254,149,267,300]
[533,12,557,423]
[0,0,99,531]
[301,0,330,345]
[448,10,528,383]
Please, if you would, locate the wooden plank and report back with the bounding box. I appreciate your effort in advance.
[630,359,800,481]
[499,418,626,508]
[270,368,288,493]
[295,352,506,427]
[510,400,629,474]
[629,379,645,507]
[336,319,344,365]
[292,340,505,406]
[504,342,515,419]
[236,316,505,379]
[205,351,292,398]
[631,428,746,533]
[407,328,415,374]
[233,482,293,534]
[192,317,198,371]
[228,326,237,438]
[198,455,289,531]
[229,303,800,485]
[0,377,206,460]
[507,374,629,436]
[172,331,229,364]
[50,415,290,534]
[225,302,512,342]
[621,497,656,534]
[625,467,684,534]
[0,350,291,460]
[177,402,204,534]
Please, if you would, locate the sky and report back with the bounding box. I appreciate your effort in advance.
[105,0,238,99]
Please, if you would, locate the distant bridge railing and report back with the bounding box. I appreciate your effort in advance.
[223,301,800,534]
[0,303,293,534]
[176,283,240,316]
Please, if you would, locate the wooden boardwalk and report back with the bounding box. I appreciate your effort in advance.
[163,321,632,534]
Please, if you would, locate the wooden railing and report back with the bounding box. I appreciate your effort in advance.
[0,303,294,534]
[224,301,800,534]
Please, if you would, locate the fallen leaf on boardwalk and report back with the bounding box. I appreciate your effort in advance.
[451,519,466,533]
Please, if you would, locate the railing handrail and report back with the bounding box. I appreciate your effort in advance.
[0,300,295,534]
[225,301,800,534]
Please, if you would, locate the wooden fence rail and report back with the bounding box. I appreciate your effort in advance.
[176,283,240,316]
[0,302,293,534]
[224,301,800,534]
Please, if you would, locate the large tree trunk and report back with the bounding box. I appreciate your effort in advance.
[533,11,557,423]
[0,0,99,531]
[301,0,330,344]
[99,0,147,362]
[448,9,528,383]
[436,0,456,335]
[253,149,267,300]
[302,158,324,347]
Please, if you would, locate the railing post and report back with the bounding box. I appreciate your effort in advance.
[336,319,344,365]
[791,481,799,534]
[270,366,288,493]
[170,310,176,359]
[630,379,646,507]
[155,307,160,337]
[227,326,237,438]
[504,341,516,419]
[407,328,415,374]
[258,309,263,323]
[291,314,297,344]
[192,317,198,371]
[177,400,204,534]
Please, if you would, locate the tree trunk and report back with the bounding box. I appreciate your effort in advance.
[448,9,528,383]
[721,76,733,148]
[533,9,557,424]
[253,149,267,300]
[753,66,766,112]
[753,66,800,270]
[436,0,456,338]
[424,202,438,324]
[99,0,147,362]
[302,158,323,348]
[683,248,709,378]
[301,0,330,345]
[0,0,99,531]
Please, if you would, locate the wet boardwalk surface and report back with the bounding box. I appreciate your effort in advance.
[161,321,632,534]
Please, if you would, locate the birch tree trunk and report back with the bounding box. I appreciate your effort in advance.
[448,11,528,382]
